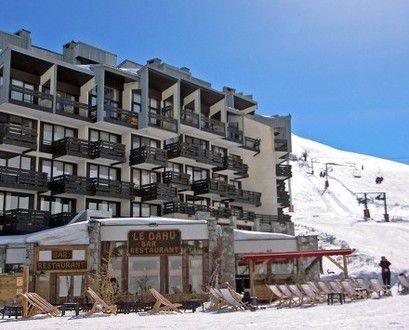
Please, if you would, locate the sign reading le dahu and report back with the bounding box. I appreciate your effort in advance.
[128,230,181,256]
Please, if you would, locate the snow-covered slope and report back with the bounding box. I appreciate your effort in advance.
[289,134,409,277]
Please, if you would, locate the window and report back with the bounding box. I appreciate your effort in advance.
[57,91,76,112]
[131,168,158,187]
[131,135,159,149]
[39,196,75,214]
[0,192,33,214]
[10,79,35,103]
[186,166,208,184]
[41,123,76,147]
[189,255,203,294]
[132,202,160,217]
[89,129,120,143]
[40,159,75,178]
[132,91,141,113]
[128,256,160,294]
[169,256,183,291]
[88,164,119,180]
[0,152,35,171]
[86,199,120,217]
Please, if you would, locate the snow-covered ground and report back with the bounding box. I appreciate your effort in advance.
[1,134,408,329]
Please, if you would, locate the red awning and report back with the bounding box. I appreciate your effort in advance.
[241,248,354,261]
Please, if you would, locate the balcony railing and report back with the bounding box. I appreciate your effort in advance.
[9,85,53,112]
[0,123,37,150]
[0,166,48,192]
[192,179,237,198]
[90,140,126,163]
[57,98,96,122]
[196,149,224,167]
[162,171,191,189]
[134,182,179,202]
[214,155,248,178]
[210,207,256,221]
[274,138,289,152]
[276,164,292,179]
[234,189,262,206]
[180,109,199,128]
[49,174,93,196]
[50,212,78,228]
[104,105,138,128]
[0,208,51,234]
[129,145,168,167]
[163,202,211,215]
[53,137,126,163]
[90,178,133,199]
[277,189,290,207]
[226,125,243,144]
[200,117,225,136]
[242,137,261,153]
[148,108,178,133]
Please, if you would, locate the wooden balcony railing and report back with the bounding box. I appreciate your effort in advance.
[162,171,190,187]
[90,178,133,199]
[274,138,289,152]
[104,105,138,128]
[129,146,168,167]
[49,174,93,195]
[0,166,48,192]
[180,109,199,128]
[0,208,51,234]
[276,164,292,178]
[134,182,179,202]
[57,98,96,122]
[0,123,37,150]
[148,108,177,132]
[200,117,225,136]
[9,85,53,111]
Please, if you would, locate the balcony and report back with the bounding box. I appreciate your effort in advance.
[90,178,133,199]
[53,137,126,164]
[210,207,256,221]
[276,164,292,180]
[214,155,249,179]
[56,98,96,122]
[162,171,191,191]
[134,182,179,203]
[232,189,262,206]
[9,85,53,112]
[104,105,138,129]
[90,140,126,164]
[180,109,199,129]
[274,138,289,152]
[129,145,168,169]
[0,208,51,234]
[165,141,223,169]
[0,166,48,192]
[49,175,93,196]
[0,123,37,152]
[148,107,178,133]
[50,212,78,228]
[192,179,236,200]
[200,117,225,137]
[277,188,290,208]
[163,202,210,215]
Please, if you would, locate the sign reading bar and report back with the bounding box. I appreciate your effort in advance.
[52,250,72,260]
[128,230,181,256]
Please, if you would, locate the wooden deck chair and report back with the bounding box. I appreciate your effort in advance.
[368,278,386,298]
[300,284,326,304]
[397,274,409,294]
[307,282,327,299]
[148,287,183,314]
[217,288,248,311]
[18,292,61,318]
[207,287,231,311]
[266,284,293,307]
[277,285,299,306]
[287,284,309,306]
[339,281,362,301]
[86,287,118,315]
[316,281,333,295]
[355,278,374,298]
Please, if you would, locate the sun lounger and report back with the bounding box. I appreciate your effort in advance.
[368,278,387,297]
[278,285,299,306]
[397,274,409,294]
[18,292,61,318]
[86,287,118,315]
[266,284,293,307]
[299,283,326,304]
[217,288,248,311]
[148,287,183,314]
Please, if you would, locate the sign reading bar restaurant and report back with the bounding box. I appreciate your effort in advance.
[128,230,181,256]
[35,246,88,273]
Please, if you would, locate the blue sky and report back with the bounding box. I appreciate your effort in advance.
[2,0,409,163]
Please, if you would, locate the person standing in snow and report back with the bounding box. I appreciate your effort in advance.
[379,256,391,289]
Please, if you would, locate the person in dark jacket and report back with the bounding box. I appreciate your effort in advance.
[379,256,392,289]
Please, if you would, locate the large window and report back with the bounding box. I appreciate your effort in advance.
[0,152,35,171]
[89,129,120,143]
[131,168,157,187]
[186,166,208,184]
[39,196,75,214]
[0,192,32,214]
[88,164,119,180]
[86,199,120,217]
[10,79,34,103]
[41,123,76,148]
[131,202,160,217]
[169,256,183,292]
[40,159,75,178]
[132,91,141,113]
[128,256,160,294]
[131,135,159,149]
